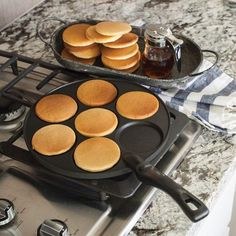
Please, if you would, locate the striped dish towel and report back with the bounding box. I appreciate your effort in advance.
[147,60,236,134]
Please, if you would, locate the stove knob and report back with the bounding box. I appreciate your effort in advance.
[0,199,16,226]
[37,219,69,236]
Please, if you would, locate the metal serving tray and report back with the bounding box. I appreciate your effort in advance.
[37,18,218,88]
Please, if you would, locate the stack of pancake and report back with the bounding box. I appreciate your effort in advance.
[62,23,101,65]
[61,21,140,73]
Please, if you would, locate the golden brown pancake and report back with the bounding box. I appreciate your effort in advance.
[32,124,76,156]
[121,62,140,73]
[86,25,122,43]
[102,51,140,70]
[64,43,101,59]
[35,94,78,123]
[61,49,96,65]
[77,80,117,106]
[74,137,120,172]
[75,108,118,137]
[116,91,159,119]
[96,21,131,36]
[62,23,93,47]
[103,33,139,48]
[101,43,139,60]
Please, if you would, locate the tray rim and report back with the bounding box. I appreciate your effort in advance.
[48,19,205,88]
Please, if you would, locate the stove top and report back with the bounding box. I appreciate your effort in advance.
[0,50,202,235]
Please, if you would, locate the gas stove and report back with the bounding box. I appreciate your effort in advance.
[0,50,201,236]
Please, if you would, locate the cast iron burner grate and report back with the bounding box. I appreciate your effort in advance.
[0,50,196,201]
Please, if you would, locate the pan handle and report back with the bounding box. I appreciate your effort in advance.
[189,50,219,77]
[123,153,209,222]
[36,17,66,49]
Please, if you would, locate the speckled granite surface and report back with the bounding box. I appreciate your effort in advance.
[0,0,236,235]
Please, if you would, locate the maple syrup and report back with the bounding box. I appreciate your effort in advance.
[142,24,182,80]
[142,42,174,79]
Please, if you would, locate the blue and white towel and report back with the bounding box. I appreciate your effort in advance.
[148,60,236,134]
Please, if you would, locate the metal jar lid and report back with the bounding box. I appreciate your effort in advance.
[145,24,183,45]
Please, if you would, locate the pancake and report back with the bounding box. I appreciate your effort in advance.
[61,49,96,65]
[75,108,118,137]
[64,43,101,59]
[77,80,117,106]
[86,25,122,43]
[103,33,139,48]
[32,124,76,156]
[116,91,159,119]
[101,43,139,60]
[102,51,140,70]
[62,23,93,47]
[35,94,78,123]
[121,62,140,73]
[74,137,120,172]
[96,21,131,36]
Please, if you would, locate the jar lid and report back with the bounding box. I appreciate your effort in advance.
[144,24,166,44]
[144,24,183,72]
[145,24,183,45]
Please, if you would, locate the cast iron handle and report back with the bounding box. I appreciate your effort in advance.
[36,17,66,50]
[123,153,209,222]
[189,49,219,77]
[36,17,66,56]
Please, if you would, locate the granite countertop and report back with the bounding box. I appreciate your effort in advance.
[0,0,236,235]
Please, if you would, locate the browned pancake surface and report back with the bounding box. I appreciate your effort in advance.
[101,43,138,60]
[86,25,122,43]
[74,137,120,172]
[32,124,76,156]
[116,91,159,119]
[61,49,96,65]
[96,21,131,36]
[62,23,93,47]
[102,51,140,70]
[103,33,138,48]
[35,94,78,123]
[77,80,117,106]
[64,43,101,59]
[75,108,118,137]
[121,62,140,73]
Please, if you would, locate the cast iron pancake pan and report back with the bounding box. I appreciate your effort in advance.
[24,78,170,179]
[23,79,209,223]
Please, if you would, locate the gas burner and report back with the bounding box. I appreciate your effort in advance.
[0,90,26,132]
[0,109,26,132]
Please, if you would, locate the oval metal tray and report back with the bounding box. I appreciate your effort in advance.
[37,18,218,88]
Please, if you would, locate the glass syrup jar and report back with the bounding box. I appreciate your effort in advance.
[142,24,183,80]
